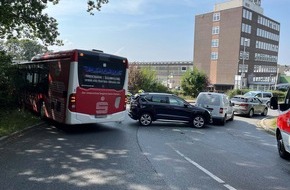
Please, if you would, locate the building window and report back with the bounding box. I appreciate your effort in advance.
[240,51,249,60]
[213,12,220,21]
[241,37,250,47]
[255,53,278,62]
[242,23,251,34]
[254,65,277,73]
[256,28,279,42]
[211,52,218,60]
[258,16,280,32]
[181,66,187,72]
[253,76,275,83]
[255,41,279,52]
[243,9,252,20]
[211,39,219,47]
[238,64,248,73]
[212,26,220,35]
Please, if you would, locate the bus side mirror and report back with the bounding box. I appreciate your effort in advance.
[270,97,278,110]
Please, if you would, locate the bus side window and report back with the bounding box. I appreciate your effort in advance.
[26,73,33,84]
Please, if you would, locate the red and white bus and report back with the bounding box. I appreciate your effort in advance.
[18,49,128,125]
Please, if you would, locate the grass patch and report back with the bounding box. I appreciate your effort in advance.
[0,109,41,137]
[265,117,277,130]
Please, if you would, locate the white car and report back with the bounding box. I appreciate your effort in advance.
[195,92,234,125]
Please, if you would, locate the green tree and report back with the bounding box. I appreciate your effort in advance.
[0,51,15,107]
[1,39,48,61]
[0,0,108,46]
[181,67,210,98]
[128,66,168,94]
[128,65,143,93]
[140,67,157,92]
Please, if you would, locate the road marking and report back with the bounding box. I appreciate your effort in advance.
[170,146,237,190]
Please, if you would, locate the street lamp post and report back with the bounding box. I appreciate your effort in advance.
[274,67,279,90]
[241,38,249,89]
[269,74,273,90]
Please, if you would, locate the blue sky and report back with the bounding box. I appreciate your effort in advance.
[46,0,289,65]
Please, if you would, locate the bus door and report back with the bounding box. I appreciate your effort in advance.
[47,59,70,123]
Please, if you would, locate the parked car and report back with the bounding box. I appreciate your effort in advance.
[128,92,212,128]
[195,92,234,125]
[243,91,273,107]
[231,95,268,117]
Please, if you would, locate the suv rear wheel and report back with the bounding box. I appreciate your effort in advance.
[192,115,205,128]
[139,113,152,126]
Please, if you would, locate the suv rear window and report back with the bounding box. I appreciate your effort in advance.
[197,94,221,106]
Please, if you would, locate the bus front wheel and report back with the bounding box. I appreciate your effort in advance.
[38,101,45,119]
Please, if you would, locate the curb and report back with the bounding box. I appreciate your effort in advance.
[258,117,276,136]
[0,122,45,143]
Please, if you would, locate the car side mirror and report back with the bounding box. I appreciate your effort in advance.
[270,97,278,110]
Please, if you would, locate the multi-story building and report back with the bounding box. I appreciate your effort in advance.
[194,0,280,91]
[129,61,193,89]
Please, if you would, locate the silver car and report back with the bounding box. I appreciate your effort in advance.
[243,91,273,107]
[231,95,268,117]
[195,92,234,125]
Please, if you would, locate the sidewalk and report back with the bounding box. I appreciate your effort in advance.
[0,122,45,144]
[257,117,276,136]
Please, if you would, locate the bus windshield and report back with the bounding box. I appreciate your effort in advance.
[78,53,127,90]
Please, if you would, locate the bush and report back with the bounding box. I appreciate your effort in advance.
[272,90,286,102]
[226,89,250,98]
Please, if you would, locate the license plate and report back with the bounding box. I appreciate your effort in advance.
[95,115,107,118]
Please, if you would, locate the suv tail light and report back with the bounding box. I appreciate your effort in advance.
[68,93,76,112]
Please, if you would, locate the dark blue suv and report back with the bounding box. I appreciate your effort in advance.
[128,93,212,128]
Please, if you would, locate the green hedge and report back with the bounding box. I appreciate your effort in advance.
[225,89,250,98]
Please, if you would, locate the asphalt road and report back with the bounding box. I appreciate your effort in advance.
[0,109,290,190]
